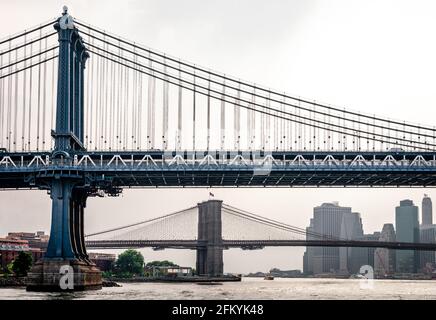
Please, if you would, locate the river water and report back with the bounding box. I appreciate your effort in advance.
[1,278,436,300]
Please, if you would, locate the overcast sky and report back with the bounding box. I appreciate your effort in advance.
[1,0,436,273]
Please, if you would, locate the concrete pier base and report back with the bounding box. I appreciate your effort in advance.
[26,259,102,292]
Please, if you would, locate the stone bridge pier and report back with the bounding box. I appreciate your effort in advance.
[196,200,224,277]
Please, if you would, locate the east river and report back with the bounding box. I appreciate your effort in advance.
[1,278,436,300]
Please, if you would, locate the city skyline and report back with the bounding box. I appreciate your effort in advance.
[2,191,434,273]
[2,1,436,275]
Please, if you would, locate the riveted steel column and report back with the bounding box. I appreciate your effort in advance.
[53,21,73,152]
[45,179,75,259]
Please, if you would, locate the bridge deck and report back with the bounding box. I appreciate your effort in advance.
[1,151,436,188]
[85,239,436,251]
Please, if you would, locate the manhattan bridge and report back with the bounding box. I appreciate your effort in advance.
[1,8,436,290]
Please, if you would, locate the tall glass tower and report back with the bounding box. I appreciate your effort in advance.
[395,200,420,273]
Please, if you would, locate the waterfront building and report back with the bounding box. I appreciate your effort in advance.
[374,224,396,277]
[88,252,116,272]
[0,238,44,271]
[269,268,302,277]
[395,200,420,273]
[6,231,49,250]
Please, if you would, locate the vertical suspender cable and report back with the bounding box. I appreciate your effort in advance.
[147,53,156,150]
[88,37,95,148]
[134,51,139,150]
[162,56,169,150]
[234,82,241,150]
[0,53,3,147]
[294,100,298,150]
[177,66,182,150]
[21,34,27,151]
[97,41,103,149]
[42,36,47,149]
[117,40,122,149]
[94,51,100,149]
[192,68,196,151]
[151,59,156,149]
[343,110,347,151]
[107,51,112,149]
[103,38,109,148]
[13,47,19,151]
[247,84,251,150]
[260,90,265,150]
[147,57,152,149]
[36,29,42,150]
[109,48,116,150]
[251,87,256,150]
[7,41,11,150]
[124,52,129,149]
[85,36,91,148]
[138,63,143,150]
[280,91,284,150]
[27,42,33,151]
[284,94,289,150]
[207,75,210,151]
[267,91,271,150]
[274,92,278,150]
[220,80,225,151]
[51,50,56,150]
[132,45,137,150]
[84,34,89,149]
[104,41,109,148]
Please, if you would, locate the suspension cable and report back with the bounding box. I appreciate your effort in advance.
[87,48,436,150]
[76,20,435,132]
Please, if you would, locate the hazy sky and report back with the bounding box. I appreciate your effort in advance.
[1,0,436,273]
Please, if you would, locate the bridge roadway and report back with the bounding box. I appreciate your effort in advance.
[2,150,436,189]
[85,239,436,251]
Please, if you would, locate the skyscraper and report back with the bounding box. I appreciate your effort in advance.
[339,212,364,274]
[350,232,381,274]
[303,218,315,275]
[374,224,396,277]
[422,194,433,226]
[304,202,363,275]
[419,194,436,272]
[419,225,436,272]
[395,200,420,273]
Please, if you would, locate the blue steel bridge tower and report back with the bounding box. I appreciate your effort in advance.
[27,7,102,291]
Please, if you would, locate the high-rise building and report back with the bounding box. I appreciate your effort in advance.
[374,224,396,277]
[349,232,381,273]
[395,200,420,273]
[419,194,436,272]
[419,225,436,272]
[304,202,363,275]
[303,218,315,275]
[339,212,364,274]
[422,194,433,226]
